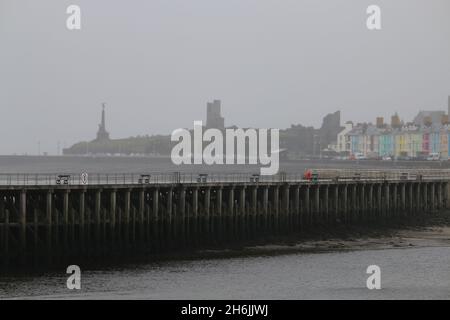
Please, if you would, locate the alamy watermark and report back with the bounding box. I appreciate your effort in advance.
[171,121,280,175]
[66,5,81,30]
[366,265,381,290]
[65,4,381,31]
[366,5,382,30]
[66,265,81,290]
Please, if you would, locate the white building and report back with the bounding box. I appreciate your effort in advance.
[333,121,353,153]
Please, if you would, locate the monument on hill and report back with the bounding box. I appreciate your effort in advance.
[96,103,110,141]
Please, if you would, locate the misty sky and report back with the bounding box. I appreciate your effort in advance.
[1,0,450,155]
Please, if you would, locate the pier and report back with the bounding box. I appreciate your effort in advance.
[0,170,449,267]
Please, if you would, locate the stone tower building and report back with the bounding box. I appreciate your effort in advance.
[96,103,110,141]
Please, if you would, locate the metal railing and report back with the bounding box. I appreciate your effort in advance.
[1,169,450,187]
[313,168,450,181]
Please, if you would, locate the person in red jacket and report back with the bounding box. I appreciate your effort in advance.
[304,169,312,181]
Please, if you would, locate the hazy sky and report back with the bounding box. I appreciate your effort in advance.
[1,0,450,155]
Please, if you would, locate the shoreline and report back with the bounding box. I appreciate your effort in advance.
[242,226,450,256]
[2,212,450,275]
[192,215,450,260]
[2,221,450,300]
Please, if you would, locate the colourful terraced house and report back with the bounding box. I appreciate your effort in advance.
[409,131,423,158]
[345,124,450,159]
[430,131,441,154]
[441,128,449,159]
[379,133,394,157]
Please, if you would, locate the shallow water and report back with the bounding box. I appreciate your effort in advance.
[1,246,450,299]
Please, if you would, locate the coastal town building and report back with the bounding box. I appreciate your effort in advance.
[332,121,353,153]
[343,97,450,159]
[206,99,225,130]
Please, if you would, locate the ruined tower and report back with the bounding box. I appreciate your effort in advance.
[206,99,225,130]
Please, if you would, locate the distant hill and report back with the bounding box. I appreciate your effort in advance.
[63,135,172,156]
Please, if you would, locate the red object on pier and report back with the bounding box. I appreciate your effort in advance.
[304,169,312,181]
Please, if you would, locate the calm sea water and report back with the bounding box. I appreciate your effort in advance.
[1,155,448,174]
[1,247,450,299]
[1,156,450,299]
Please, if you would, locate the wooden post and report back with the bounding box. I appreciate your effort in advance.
[179,186,186,245]
[400,183,406,215]
[33,206,38,257]
[132,206,136,245]
[139,189,145,242]
[228,187,234,240]
[294,185,300,230]
[239,186,246,239]
[110,190,116,245]
[367,184,373,221]
[359,184,365,222]
[376,183,382,218]
[152,188,159,251]
[204,187,211,240]
[416,183,421,215]
[240,187,246,215]
[351,184,356,222]
[323,185,329,223]
[273,186,279,232]
[408,183,413,215]
[314,185,320,224]
[430,183,436,212]
[217,187,223,216]
[1,195,8,262]
[342,185,347,223]
[146,201,151,243]
[444,182,448,209]
[192,187,198,246]
[95,189,101,252]
[79,190,85,252]
[391,182,398,216]
[282,185,289,232]
[166,187,173,246]
[423,183,428,212]
[249,186,257,237]
[252,186,258,215]
[437,182,443,210]
[44,191,52,256]
[384,183,390,219]
[124,189,131,247]
[63,190,69,251]
[216,187,223,241]
[19,190,27,254]
[333,184,339,224]
[3,202,9,263]
[304,186,310,226]
[263,186,268,232]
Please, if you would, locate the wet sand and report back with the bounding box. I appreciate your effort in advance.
[195,212,450,259]
[244,226,450,255]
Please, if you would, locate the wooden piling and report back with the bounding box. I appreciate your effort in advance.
[79,191,85,252]
[19,190,27,254]
[95,189,101,252]
[152,188,159,252]
[124,189,131,247]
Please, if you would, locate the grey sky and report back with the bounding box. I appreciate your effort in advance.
[1,0,449,155]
